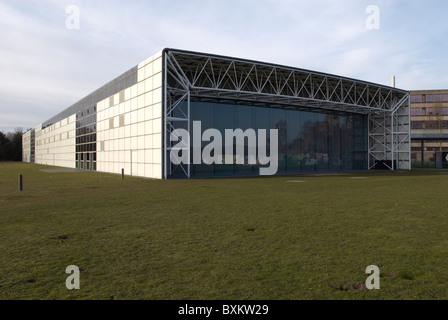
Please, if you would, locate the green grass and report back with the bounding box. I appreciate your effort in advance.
[1,162,448,300]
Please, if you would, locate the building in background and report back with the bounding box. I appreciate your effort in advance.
[410,89,448,168]
[22,49,411,178]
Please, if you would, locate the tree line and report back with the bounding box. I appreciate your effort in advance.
[0,128,23,161]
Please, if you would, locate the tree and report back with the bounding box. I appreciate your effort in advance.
[426,100,444,151]
[0,127,23,161]
[0,131,9,161]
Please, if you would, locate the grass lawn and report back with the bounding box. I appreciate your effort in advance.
[1,162,448,300]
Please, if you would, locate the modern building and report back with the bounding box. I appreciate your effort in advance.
[410,89,448,168]
[22,48,411,179]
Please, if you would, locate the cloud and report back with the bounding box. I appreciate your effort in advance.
[1,0,448,132]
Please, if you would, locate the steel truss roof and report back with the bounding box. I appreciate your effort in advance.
[163,49,411,178]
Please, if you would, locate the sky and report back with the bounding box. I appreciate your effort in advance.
[1,0,448,133]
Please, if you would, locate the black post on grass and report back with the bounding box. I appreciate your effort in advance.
[121,168,125,180]
[421,140,424,168]
[18,174,23,191]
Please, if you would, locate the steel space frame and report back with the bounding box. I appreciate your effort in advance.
[163,49,410,179]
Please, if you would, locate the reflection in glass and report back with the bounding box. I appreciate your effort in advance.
[171,97,368,177]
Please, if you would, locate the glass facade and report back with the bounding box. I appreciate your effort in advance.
[172,98,368,177]
[30,129,35,163]
[411,120,448,130]
[75,104,97,170]
[410,91,448,169]
[411,107,448,116]
[411,94,448,104]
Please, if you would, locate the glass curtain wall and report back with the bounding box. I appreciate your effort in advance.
[75,104,97,170]
[172,98,368,177]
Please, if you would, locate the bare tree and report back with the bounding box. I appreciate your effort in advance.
[427,100,444,151]
[0,127,23,161]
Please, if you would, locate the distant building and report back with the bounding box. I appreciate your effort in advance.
[410,89,448,168]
